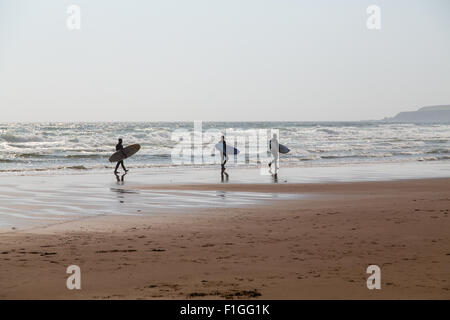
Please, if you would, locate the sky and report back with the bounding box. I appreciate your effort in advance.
[0,0,449,122]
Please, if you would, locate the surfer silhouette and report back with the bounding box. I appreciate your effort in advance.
[114,138,128,174]
[268,133,279,174]
[220,136,229,170]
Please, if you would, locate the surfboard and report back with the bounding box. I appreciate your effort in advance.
[215,142,240,155]
[279,144,290,154]
[109,144,141,162]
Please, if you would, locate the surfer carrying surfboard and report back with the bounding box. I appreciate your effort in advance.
[220,136,229,170]
[114,138,128,174]
[269,133,279,173]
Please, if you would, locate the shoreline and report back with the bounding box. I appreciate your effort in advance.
[1,158,449,178]
[1,160,448,232]
[1,178,449,299]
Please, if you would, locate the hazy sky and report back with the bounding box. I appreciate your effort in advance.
[1,0,449,122]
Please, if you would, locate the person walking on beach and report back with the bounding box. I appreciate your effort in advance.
[269,133,279,174]
[114,138,128,174]
[220,135,229,171]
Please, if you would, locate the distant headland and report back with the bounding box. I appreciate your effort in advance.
[383,105,450,123]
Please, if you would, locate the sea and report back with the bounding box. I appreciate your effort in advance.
[0,122,449,174]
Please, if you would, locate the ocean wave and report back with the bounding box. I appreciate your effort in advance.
[1,156,450,175]
[16,153,53,159]
[65,154,106,159]
[0,122,449,175]
[0,134,44,143]
[147,154,172,159]
[315,128,340,135]
[0,164,89,173]
[6,141,64,149]
[66,165,88,170]
[320,154,392,159]
[13,153,107,160]
[426,148,449,154]
[0,159,16,163]
[391,151,422,156]
[297,157,317,162]
[419,156,450,162]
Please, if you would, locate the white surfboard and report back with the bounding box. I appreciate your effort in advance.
[215,142,240,155]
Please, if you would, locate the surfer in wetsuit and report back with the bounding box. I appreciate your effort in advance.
[220,135,229,171]
[268,133,279,174]
[114,138,128,174]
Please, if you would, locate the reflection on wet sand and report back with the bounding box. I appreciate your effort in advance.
[114,172,127,184]
[221,169,229,183]
[216,190,227,200]
[272,173,278,183]
[0,174,302,231]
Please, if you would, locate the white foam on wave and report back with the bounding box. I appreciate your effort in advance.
[0,122,449,173]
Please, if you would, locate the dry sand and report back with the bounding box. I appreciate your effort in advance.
[0,178,449,299]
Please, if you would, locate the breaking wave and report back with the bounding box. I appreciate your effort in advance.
[0,134,44,143]
[0,121,449,174]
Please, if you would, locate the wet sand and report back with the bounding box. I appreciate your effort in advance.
[0,178,449,299]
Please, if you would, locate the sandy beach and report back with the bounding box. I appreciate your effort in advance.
[1,177,449,299]
[2,0,450,306]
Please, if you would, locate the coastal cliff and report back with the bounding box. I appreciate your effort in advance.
[384,105,450,123]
